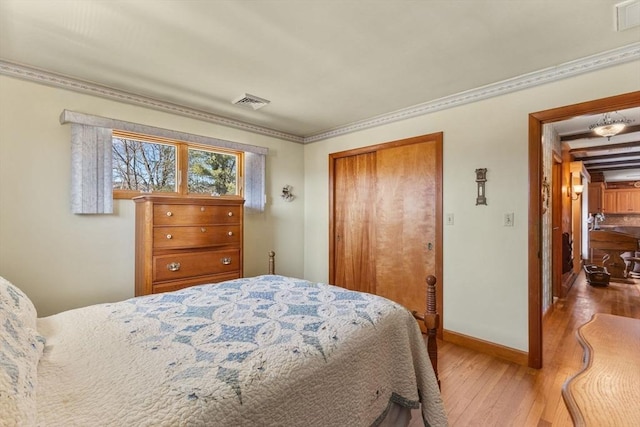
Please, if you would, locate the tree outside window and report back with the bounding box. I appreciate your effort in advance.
[112,138,176,192]
[112,132,241,198]
[188,148,237,196]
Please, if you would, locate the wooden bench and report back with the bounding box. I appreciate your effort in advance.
[562,313,640,426]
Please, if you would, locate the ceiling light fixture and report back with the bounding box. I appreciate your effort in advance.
[589,111,632,140]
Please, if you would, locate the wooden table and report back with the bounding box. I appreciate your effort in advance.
[562,313,640,427]
[588,230,639,278]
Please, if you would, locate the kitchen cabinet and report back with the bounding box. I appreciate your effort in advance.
[588,182,604,214]
[617,190,640,213]
[602,189,640,213]
[603,190,617,213]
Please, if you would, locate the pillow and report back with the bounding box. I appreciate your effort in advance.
[0,276,38,330]
[0,276,45,426]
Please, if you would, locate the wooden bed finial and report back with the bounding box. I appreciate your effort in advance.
[268,251,276,275]
[425,275,440,388]
[412,274,440,388]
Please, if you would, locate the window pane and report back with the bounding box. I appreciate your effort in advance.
[188,148,237,195]
[112,138,176,192]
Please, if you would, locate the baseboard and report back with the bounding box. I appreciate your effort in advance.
[443,329,529,366]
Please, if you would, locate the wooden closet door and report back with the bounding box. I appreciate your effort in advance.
[330,134,442,320]
[333,152,377,294]
[375,141,437,315]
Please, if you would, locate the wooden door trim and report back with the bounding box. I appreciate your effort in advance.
[528,90,640,369]
[551,159,562,300]
[329,132,444,337]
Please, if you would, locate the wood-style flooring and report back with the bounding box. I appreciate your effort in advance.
[412,272,640,426]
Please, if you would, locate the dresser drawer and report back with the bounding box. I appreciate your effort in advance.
[151,272,241,294]
[153,225,241,249]
[154,204,241,226]
[153,249,241,282]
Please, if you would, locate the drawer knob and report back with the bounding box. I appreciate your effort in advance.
[221,257,232,265]
[201,207,205,212]
[166,234,173,239]
[201,227,207,233]
[166,211,173,217]
[227,212,233,217]
[227,231,233,236]
[167,262,181,272]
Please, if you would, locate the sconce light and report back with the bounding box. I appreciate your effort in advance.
[568,172,583,200]
[571,184,584,200]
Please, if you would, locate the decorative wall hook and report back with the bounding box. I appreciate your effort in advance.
[281,185,295,202]
[475,168,487,205]
[541,176,550,214]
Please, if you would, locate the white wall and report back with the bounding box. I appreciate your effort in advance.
[0,76,305,316]
[303,61,640,352]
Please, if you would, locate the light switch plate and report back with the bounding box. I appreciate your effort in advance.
[446,213,454,225]
[504,213,514,226]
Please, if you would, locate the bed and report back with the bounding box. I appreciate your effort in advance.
[1,273,446,426]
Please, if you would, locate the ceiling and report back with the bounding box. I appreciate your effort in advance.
[0,1,639,177]
[554,107,640,182]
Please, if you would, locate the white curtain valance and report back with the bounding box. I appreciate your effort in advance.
[61,110,268,214]
[60,110,268,155]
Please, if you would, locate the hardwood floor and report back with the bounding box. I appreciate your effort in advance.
[412,271,640,426]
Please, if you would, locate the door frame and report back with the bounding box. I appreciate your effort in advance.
[527,91,640,368]
[551,157,562,300]
[329,133,444,337]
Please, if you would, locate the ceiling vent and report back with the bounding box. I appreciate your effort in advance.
[615,0,640,31]
[232,93,271,110]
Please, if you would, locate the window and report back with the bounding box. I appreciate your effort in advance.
[61,110,267,214]
[112,131,242,199]
[187,147,237,195]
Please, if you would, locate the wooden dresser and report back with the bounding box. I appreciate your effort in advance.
[133,195,244,296]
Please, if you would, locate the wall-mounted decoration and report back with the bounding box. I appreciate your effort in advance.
[475,168,487,205]
[281,185,295,202]
[541,176,550,214]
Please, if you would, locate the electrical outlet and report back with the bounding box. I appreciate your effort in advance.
[504,213,514,227]
[446,213,454,225]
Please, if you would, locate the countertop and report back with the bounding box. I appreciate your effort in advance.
[595,225,640,238]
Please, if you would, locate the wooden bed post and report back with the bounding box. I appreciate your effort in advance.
[268,251,276,275]
[412,275,440,388]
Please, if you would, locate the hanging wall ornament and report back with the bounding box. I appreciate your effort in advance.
[475,168,487,205]
[541,176,550,214]
[281,185,295,202]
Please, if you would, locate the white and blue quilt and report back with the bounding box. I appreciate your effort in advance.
[34,275,447,426]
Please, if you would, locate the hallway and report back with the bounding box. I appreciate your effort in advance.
[419,272,640,426]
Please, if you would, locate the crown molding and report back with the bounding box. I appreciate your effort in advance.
[1,42,638,145]
[0,60,304,144]
[303,43,640,143]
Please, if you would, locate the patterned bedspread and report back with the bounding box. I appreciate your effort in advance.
[35,275,447,426]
